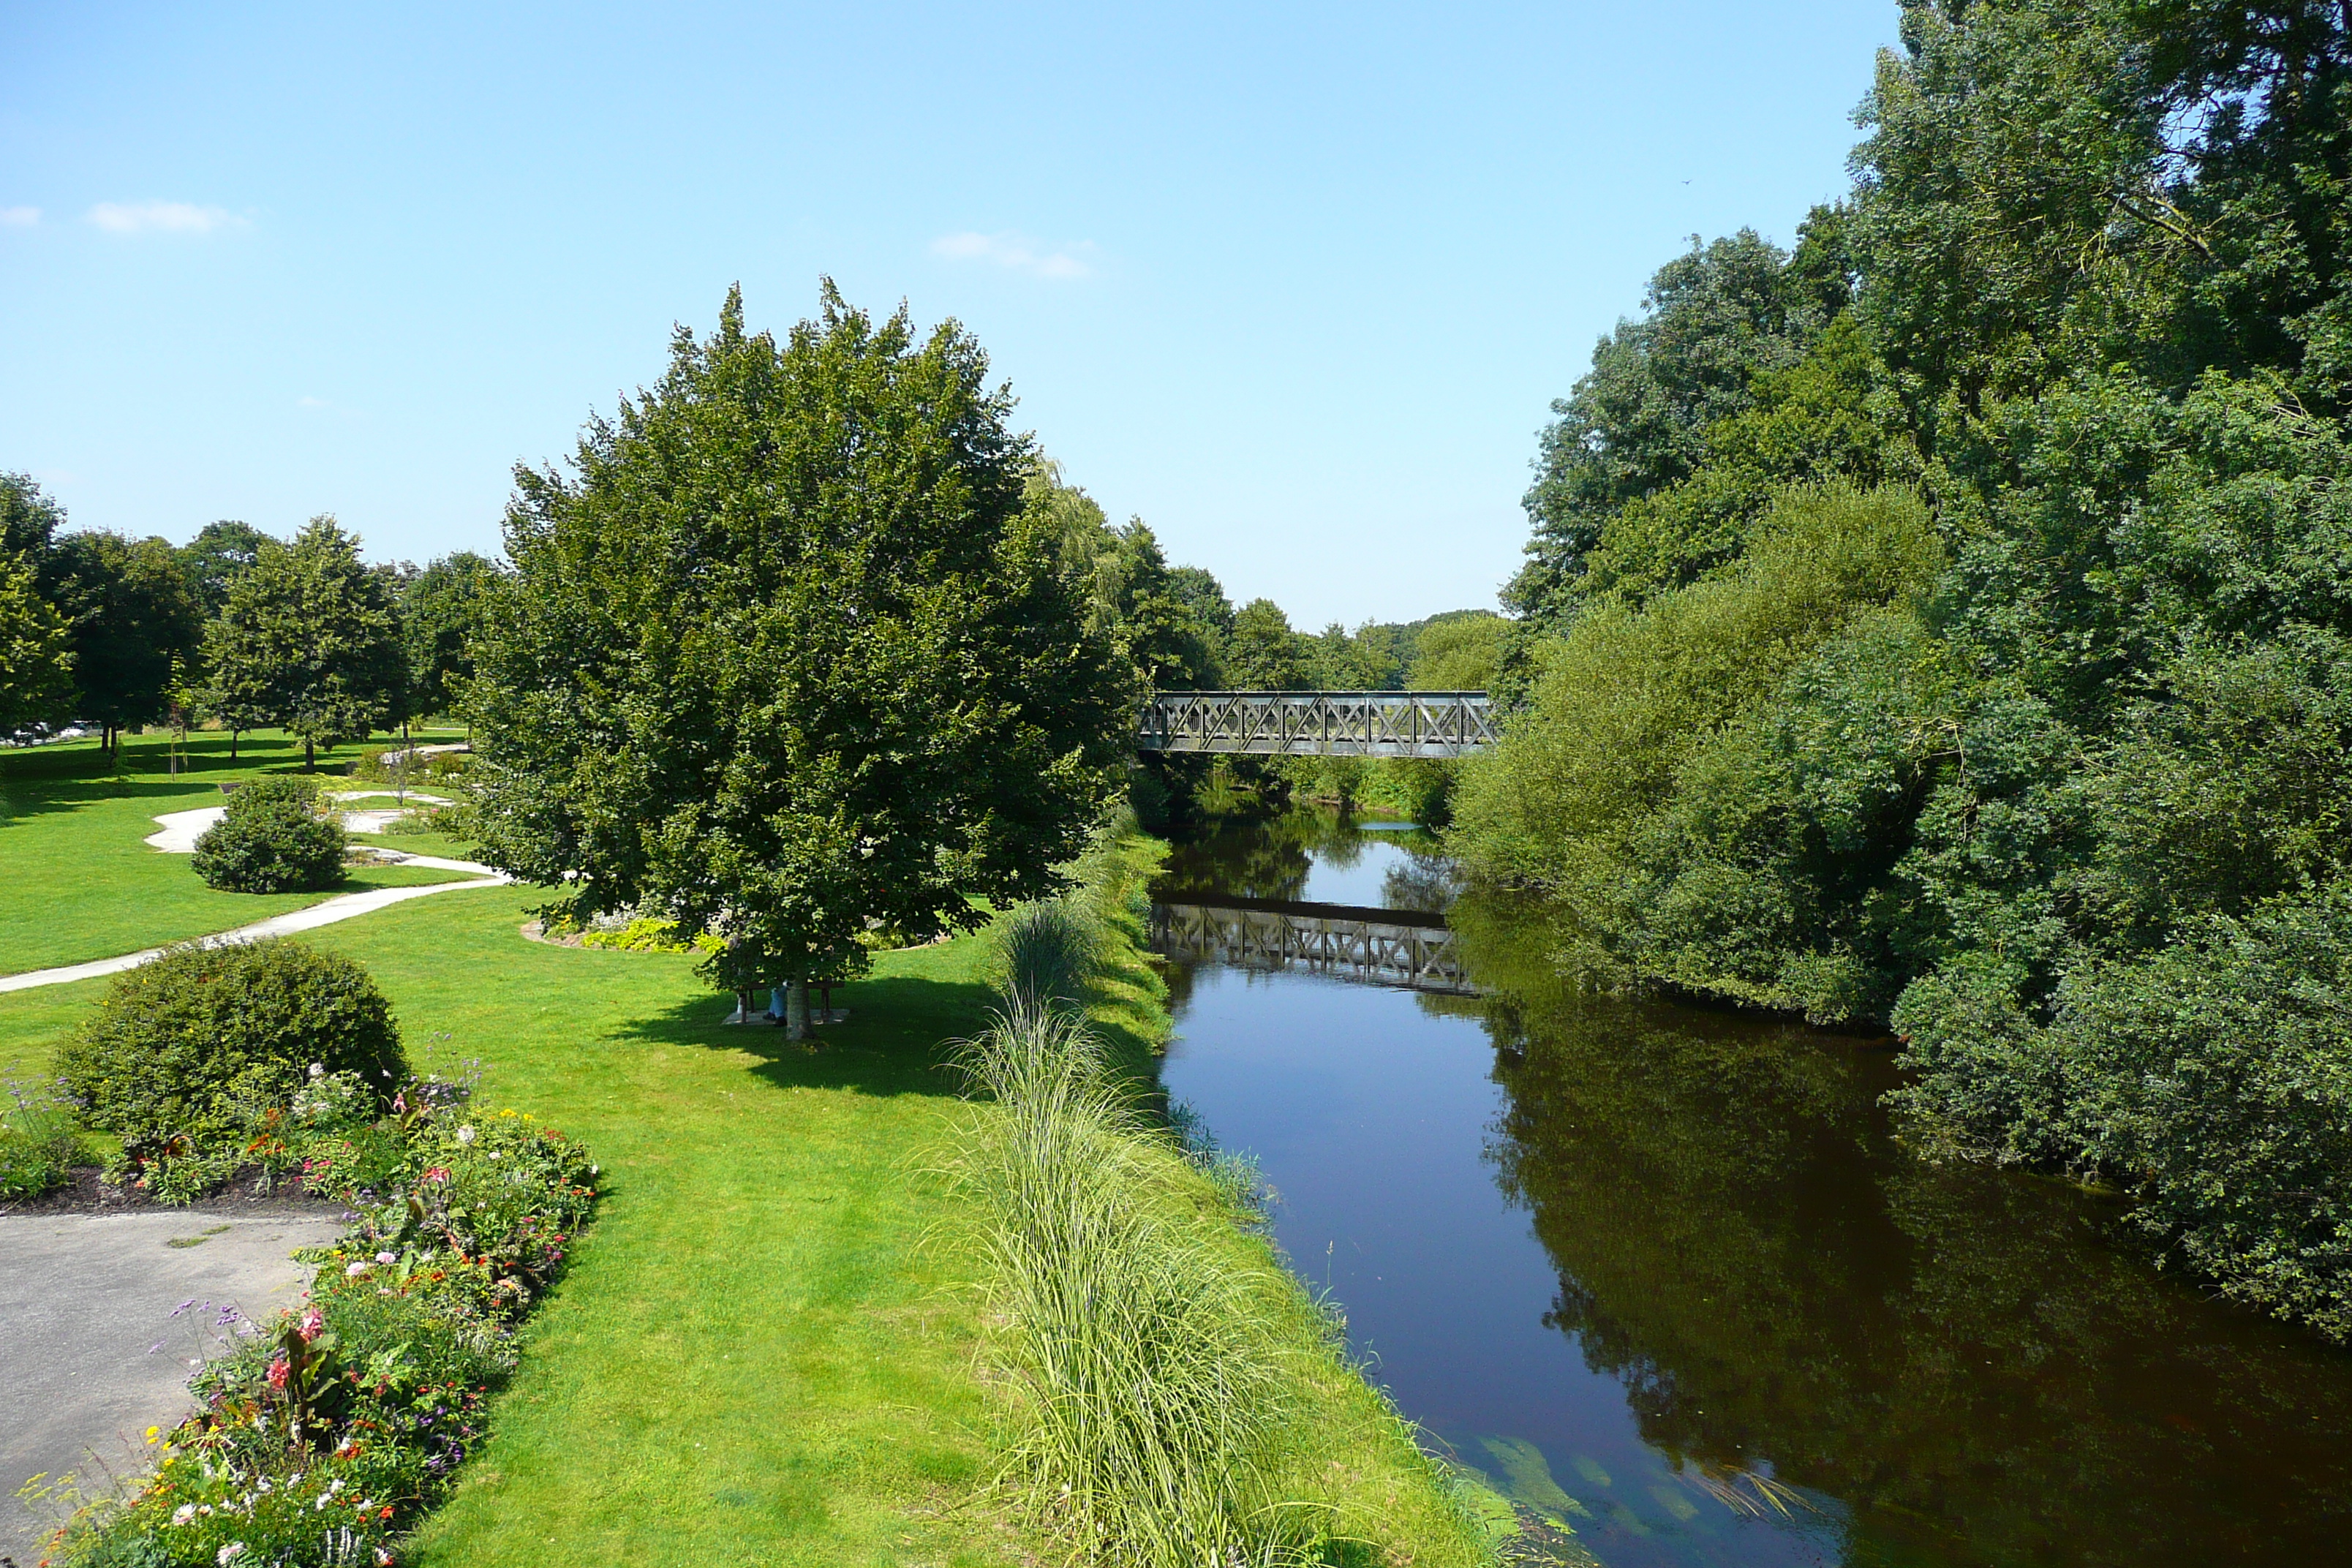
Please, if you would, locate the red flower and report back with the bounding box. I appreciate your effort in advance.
[298,1307,325,1341]
[267,1355,290,1391]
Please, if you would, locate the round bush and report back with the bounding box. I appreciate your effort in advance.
[192,777,347,893]
[55,938,405,1175]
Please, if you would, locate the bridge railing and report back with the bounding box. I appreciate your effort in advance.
[1150,900,1477,995]
[1137,690,1496,757]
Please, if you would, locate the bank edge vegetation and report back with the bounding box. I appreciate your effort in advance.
[1452,1,2352,1339]
[952,830,1492,1566]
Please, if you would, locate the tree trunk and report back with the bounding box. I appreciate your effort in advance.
[784,979,812,1041]
[229,728,240,761]
[734,989,753,1025]
[304,736,314,771]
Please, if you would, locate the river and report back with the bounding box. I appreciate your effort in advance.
[1148,810,2352,1568]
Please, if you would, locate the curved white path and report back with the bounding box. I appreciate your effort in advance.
[0,803,510,995]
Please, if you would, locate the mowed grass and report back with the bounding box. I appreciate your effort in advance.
[0,884,1032,1566]
[0,732,479,975]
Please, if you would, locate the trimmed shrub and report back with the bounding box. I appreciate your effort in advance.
[54,939,405,1199]
[191,775,347,893]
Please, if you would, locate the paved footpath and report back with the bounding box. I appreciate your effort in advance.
[0,1211,347,1561]
[0,806,510,995]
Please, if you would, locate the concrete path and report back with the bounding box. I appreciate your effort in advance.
[0,1210,347,1560]
[0,802,510,994]
[141,792,456,854]
[0,874,512,993]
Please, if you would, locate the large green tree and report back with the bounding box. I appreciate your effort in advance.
[48,531,203,753]
[1469,0,2352,1333]
[467,286,1131,1033]
[203,517,405,767]
[397,551,502,725]
[176,521,273,617]
[0,551,73,739]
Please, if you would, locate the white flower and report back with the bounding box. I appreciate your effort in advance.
[487,1150,502,1161]
[346,1261,371,1277]
[456,1126,476,1145]
[219,1545,247,1565]
[309,1063,325,1079]
[375,1251,395,1265]
[171,1504,196,1526]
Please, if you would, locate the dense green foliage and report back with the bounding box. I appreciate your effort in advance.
[398,551,503,719]
[1460,0,2352,1333]
[190,773,350,893]
[204,517,405,768]
[46,529,203,750]
[468,287,1131,1022]
[55,937,404,1197]
[176,520,272,617]
[0,547,74,737]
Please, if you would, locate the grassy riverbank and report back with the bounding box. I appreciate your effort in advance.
[952,834,1490,1565]
[0,809,1489,1564]
[0,731,478,975]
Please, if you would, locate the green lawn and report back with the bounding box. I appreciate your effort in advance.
[0,732,480,975]
[0,886,1030,1564]
[0,771,1478,1565]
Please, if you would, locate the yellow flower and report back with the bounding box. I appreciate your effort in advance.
[145,1426,161,1444]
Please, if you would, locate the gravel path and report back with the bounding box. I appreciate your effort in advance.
[0,1211,347,1561]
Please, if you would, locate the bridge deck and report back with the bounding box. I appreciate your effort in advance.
[1137,690,1495,758]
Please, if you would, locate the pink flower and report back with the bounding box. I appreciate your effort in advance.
[423,1166,451,1183]
[267,1355,290,1391]
[298,1308,325,1342]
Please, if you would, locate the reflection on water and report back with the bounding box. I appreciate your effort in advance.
[1152,813,2352,1568]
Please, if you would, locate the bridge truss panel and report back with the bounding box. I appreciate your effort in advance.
[1150,902,1477,995]
[1136,690,1496,758]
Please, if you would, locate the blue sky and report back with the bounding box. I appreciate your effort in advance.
[1,2,1898,627]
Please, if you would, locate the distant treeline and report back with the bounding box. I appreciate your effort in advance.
[1452,1,2352,1338]
[0,483,500,764]
[1027,464,1505,698]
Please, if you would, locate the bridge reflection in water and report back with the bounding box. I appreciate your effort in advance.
[1148,897,1474,995]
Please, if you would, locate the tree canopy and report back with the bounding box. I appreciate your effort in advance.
[47,530,202,749]
[0,550,72,738]
[176,521,273,618]
[1459,0,2352,1335]
[397,551,502,720]
[467,285,1131,1025]
[203,517,404,767]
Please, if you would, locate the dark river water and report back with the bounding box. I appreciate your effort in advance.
[1149,812,2352,1568]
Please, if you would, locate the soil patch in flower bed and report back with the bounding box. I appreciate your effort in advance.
[0,1164,346,1218]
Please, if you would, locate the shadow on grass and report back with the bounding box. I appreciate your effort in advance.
[608,969,999,1101]
[0,735,382,825]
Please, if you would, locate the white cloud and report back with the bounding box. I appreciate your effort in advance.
[930,230,1096,281]
[86,200,243,235]
[0,206,38,227]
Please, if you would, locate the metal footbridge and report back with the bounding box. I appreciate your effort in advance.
[1150,897,1476,996]
[1137,691,1495,758]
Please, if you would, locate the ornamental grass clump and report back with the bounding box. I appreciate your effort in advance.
[192,775,349,894]
[950,996,1324,1567]
[46,1082,600,1568]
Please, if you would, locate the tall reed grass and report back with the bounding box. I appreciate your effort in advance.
[954,997,1322,1564]
[943,821,1491,1567]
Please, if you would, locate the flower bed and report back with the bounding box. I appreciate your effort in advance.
[45,1083,599,1568]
